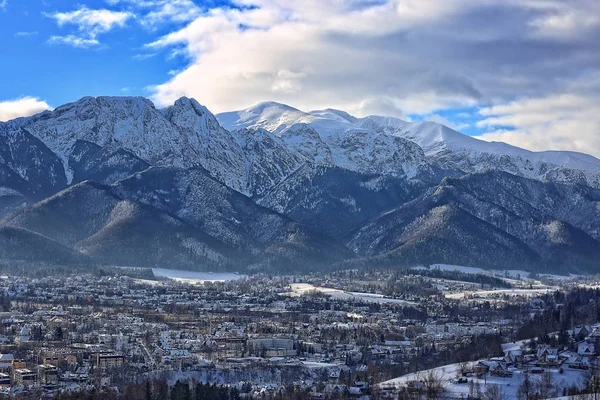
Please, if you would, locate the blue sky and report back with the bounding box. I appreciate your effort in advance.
[0,0,207,106]
[0,0,599,156]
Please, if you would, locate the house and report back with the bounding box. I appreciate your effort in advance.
[0,354,14,371]
[37,364,58,384]
[476,360,512,377]
[537,346,559,364]
[43,356,60,367]
[324,384,347,396]
[489,362,513,377]
[574,325,592,338]
[247,338,297,357]
[14,368,36,386]
[566,354,590,370]
[474,361,491,376]
[15,326,31,343]
[0,373,10,387]
[504,350,523,365]
[95,353,124,368]
[578,342,596,356]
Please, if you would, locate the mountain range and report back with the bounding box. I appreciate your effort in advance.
[0,96,599,274]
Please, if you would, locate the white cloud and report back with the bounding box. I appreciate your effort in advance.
[132,52,157,60]
[143,0,201,27]
[426,114,469,131]
[105,0,201,27]
[528,2,600,40]
[14,31,39,37]
[140,0,600,156]
[0,0,6,10]
[145,1,596,118]
[48,35,100,48]
[146,1,486,115]
[271,69,309,95]
[477,92,600,157]
[0,97,51,122]
[46,7,133,47]
[48,7,133,34]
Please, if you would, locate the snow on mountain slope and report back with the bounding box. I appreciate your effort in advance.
[256,163,428,239]
[0,123,68,199]
[5,97,323,197]
[110,166,351,263]
[10,97,185,182]
[217,101,309,134]
[218,101,600,187]
[360,116,600,187]
[347,170,600,273]
[217,102,432,179]
[3,96,252,192]
[1,180,239,270]
[230,128,308,197]
[161,97,247,191]
[308,109,358,124]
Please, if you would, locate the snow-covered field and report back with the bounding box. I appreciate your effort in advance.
[413,264,490,275]
[282,283,415,305]
[380,362,586,398]
[301,360,340,368]
[445,287,558,299]
[416,264,575,281]
[151,268,246,284]
[410,264,564,299]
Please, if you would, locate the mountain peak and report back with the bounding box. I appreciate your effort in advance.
[55,96,156,113]
[309,108,358,124]
[217,101,307,133]
[245,101,303,114]
[172,96,202,110]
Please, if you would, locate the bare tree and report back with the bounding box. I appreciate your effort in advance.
[457,361,472,378]
[587,368,600,400]
[483,384,507,400]
[518,371,535,400]
[423,370,447,400]
[537,370,557,399]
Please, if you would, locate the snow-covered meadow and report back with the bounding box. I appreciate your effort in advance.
[379,362,587,399]
[151,268,246,284]
[282,283,415,305]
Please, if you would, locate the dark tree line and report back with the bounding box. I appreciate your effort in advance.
[517,287,600,340]
[53,380,241,400]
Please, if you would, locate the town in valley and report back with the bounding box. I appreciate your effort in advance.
[0,265,598,399]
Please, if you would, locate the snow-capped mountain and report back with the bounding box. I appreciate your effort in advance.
[4,96,248,190]
[219,101,600,188]
[218,102,433,180]
[0,95,599,273]
[359,116,600,187]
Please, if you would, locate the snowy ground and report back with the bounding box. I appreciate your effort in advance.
[282,283,415,305]
[411,264,562,299]
[413,264,490,275]
[132,278,166,286]
[151,268,246,284]
[501,340,529,353]
[415,264,576,281]
[301,360,340,368]
[445,287,558,299]
[379,362,587,398]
